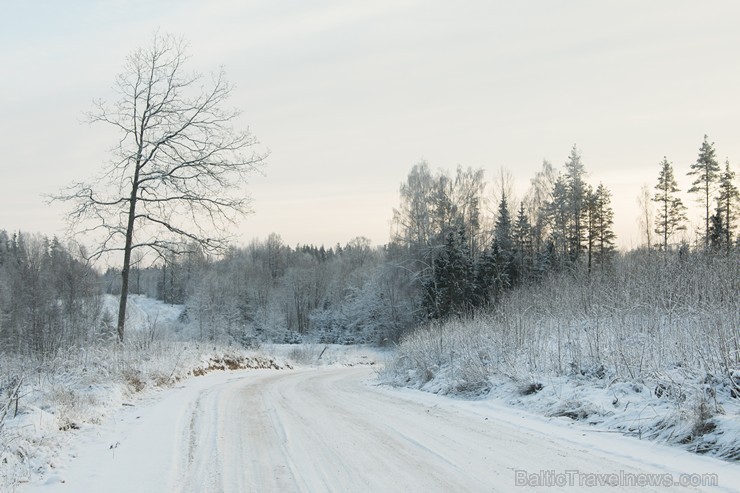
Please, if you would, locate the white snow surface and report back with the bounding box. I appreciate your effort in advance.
[397,368,740,462]
[101,294,185,333]
[17,366,740,493]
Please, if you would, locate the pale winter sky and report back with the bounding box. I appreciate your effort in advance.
[2,1,739,251]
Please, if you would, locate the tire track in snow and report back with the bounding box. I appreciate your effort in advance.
[169,367,738,492]
[21,367,740,493]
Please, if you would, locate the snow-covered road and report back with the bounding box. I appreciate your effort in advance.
[23,367,740,492]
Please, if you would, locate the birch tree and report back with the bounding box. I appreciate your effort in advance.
[637,184,654,250]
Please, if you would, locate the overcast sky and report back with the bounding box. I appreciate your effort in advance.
[2,0,739,250]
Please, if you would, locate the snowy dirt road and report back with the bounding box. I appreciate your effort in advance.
[23,367,740,493]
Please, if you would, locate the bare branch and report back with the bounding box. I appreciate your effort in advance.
[53,32,267,342]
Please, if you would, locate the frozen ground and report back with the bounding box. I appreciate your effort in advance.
[15,366,740,493]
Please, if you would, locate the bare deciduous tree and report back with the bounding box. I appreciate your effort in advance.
[55,33,266,342]
[637,183,654,250]
[525,159,556,253]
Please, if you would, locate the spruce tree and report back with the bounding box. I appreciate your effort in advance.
[512,202,533,282]
[452,229,476,314]
[715,159,739,250]
[585,185,596,273]
[535,240,556,278]
[474,242,496,306]
[494,194,518,284]
[547,175,570,265]
[513,202,533,251]
[564,145,587,261]
[475,237,510,305]
[687,135,720,248]
[494,193,513,254]
[653,157,687,251]
[708,206,728,251]
[424,229,475,319]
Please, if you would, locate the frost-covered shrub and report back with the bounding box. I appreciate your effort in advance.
[309,269,415,345]
[0,339,293,490]
[382,250,740,457]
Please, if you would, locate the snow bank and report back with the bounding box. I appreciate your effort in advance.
[381,318,740,462]
[0,339,296,491]
[1,341,386,489]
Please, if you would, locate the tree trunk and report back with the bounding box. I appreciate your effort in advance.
[116,189,138,343]
[116,255,130,343]
[663,200,668,252]
[116,149,143,342]
[705,184,710,249]
[725,198,732,253]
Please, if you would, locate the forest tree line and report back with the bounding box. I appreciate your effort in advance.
[1,136,738,354]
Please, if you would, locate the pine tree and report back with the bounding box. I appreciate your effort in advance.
[653,157,687,251]
[591,184,616,268]
[715,159,739,250]
[687,135,720,249]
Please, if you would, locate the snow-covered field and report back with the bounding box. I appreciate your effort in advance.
[101,294,186,337]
